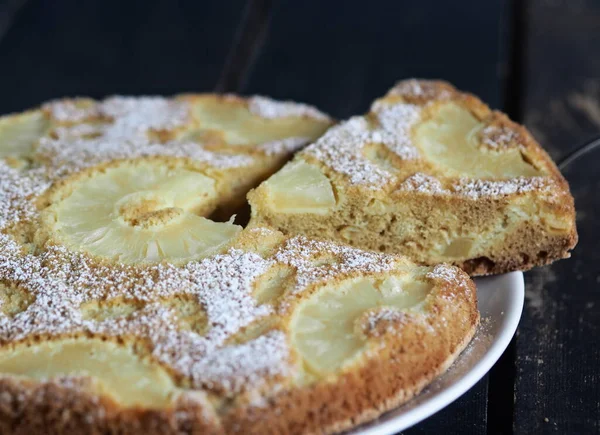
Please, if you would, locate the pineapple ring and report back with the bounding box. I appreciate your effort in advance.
[185,97,331,147]
[291,275,431,376]
[0,110,50,159]
[415,102,540,179]
[261,160,336,214]
[45,160,242,264]
[0,338,178,407]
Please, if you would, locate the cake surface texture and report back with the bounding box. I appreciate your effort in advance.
[0,92,478,434]
[248,79,578,275]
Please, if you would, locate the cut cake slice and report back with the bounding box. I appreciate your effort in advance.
[249,79,577,275]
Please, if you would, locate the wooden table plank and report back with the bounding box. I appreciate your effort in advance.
[515,0,600,433]
[399,378,489,435]
[242,0,506,118]
[235,1,509,433]
[0,0,247,114]
[521,0,600,160]
[514,159,600,434]
[0,0,30,43]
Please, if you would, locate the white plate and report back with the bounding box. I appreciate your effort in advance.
[350,271,524,434]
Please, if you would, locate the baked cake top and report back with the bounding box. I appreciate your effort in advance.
[297,79,570,201]
[0,91,477,434]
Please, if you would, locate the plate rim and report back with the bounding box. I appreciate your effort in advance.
[355,271,525,435]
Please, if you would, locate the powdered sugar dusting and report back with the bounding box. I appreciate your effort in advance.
[32,93,334,182]
[371,102,421,160]
[37,96,257,176]
[366,308,409,336]
[0,92,344,398]
[305,117,394,186]
[99,96,189,146]
[398,173,552,200]
[387,79,453,101]
[43,99,97,122]
[274,236,397,293]
[426,264,474,302]
[0,162,50,229]
[301,80,553,201]
[479,125,520,151]
[303,102,422,187]
[0,232,290,392]
[258,137,310,156]
[54,123,102,139]
[427,264,460,283]
[37,137,254,176]
[0,226,431,397]
[452,176,551,199]
[248,96,330,121]
[44,96,190,138]
[0,88,317,393]
[191,331,291,394]
[399,173,447,195]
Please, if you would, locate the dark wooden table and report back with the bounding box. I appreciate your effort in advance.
[0,0,598,433]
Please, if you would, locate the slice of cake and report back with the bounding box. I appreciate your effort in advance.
[249,79,577,275]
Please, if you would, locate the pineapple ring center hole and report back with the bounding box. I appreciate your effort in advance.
[115,191,184,227]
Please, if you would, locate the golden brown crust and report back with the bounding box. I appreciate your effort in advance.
[457,220,577,275]
[0,378,222,435]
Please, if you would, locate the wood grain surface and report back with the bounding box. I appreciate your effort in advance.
[516,1,600,433]
[0,0,246,113]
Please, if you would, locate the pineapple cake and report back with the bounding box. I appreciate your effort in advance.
[249,79,578,275]
[0,92,478,434]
